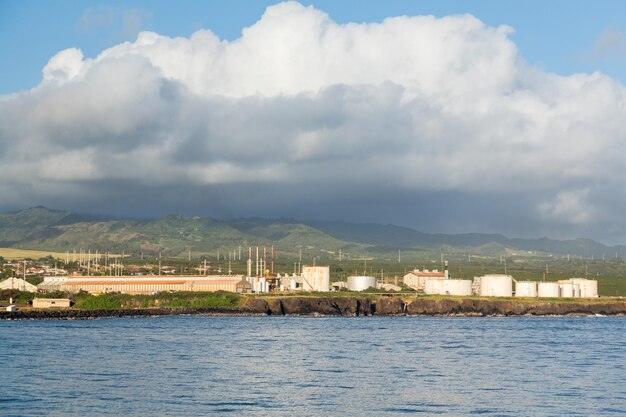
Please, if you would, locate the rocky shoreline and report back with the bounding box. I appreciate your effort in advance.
[1,296,625,320]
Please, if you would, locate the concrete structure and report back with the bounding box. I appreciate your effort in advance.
[403,269,446,291]
[0,277,38,292]
[515,281,538,297]
[478,275,513,297]
[424,279,472,296]
[301,266,330,292]
[32,298,71,308]
[537,282,560,298]
[42,275,244,295]
[346,276,377,291]
[6,305,17,312]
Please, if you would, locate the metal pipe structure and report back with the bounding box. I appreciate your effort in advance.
[247,247,252,277]
[255,246,259,277]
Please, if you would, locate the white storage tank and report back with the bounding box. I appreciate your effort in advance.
[301,266,330,292]
[479,274,513,297]
[559,282,575,298]
[424,278,444,295]
[515,281,537,297]
[569,278,598,298]
[347,276,377,291]
[444,279,472,296]
[537,282,560,298]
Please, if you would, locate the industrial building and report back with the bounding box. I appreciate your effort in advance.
[0,277,38,292]
[403,268,447,291]
[39,275,244,295]
[301,266,330,292]
[403,262,474,296]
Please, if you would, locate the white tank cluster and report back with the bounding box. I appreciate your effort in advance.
[424,279,472,296]
[301,266,330,292]
[515,278,599,298]
[478,275,513,297]
[568,278,599,298]
[246,277,270,293]
[346,275,377,291]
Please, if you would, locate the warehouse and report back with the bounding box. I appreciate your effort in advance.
[0,277,38,293]
[42,275,244,294]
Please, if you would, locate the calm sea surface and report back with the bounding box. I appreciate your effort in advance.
[0,316,624,416]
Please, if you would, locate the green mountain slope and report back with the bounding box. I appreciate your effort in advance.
[0,207,624,259]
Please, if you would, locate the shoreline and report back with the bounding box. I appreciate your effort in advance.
[2,296,625,320]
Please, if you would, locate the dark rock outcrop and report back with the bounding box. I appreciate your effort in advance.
[241,298,271,314]
[405,298,626,316]
[267,297,372,316]
[373,296,406,315]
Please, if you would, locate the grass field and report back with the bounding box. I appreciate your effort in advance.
[0,248,69,260]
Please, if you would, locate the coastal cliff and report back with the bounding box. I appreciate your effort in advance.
[1,296,625,319]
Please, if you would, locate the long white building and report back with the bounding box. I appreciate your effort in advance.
[39,275,244,294]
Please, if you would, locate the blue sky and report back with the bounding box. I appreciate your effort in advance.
[2,0,626,94]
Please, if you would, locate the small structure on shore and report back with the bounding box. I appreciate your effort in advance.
[32,298,72,308]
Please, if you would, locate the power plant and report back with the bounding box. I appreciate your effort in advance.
[5,246,601,299]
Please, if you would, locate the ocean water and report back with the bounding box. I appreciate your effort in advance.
[0,316,624,416]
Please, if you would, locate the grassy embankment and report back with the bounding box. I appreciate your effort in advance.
[0,290,242,310]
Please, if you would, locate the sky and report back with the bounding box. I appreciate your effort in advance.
[1,1,626,242]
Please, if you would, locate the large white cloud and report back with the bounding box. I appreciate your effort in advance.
[1,1,626,239]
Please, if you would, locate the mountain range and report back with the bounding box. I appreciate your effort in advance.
[0,206,623,260]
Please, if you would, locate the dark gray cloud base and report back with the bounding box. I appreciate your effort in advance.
[1,2,626,242]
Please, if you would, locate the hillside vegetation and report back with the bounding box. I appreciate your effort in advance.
[2,206,626,262]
